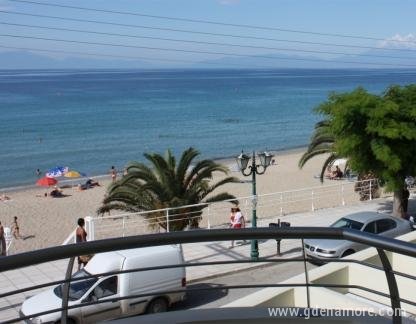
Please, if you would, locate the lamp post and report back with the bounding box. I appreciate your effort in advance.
[236,150,274,261]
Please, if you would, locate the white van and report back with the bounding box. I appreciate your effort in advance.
[20,245,186,323]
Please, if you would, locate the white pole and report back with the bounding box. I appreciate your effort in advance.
[341,184,345,206]
[85,216,94,241]
[207,206,211,229]
[311,191,315,211]
[166,208,170,233]
[122,217,125,237]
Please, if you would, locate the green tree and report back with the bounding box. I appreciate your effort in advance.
[98,147,239,230]
[315,85,416,217]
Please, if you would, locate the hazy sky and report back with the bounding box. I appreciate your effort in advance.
[0,0,415,65]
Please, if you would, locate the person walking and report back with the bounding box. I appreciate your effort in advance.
[11,216,22,239]
[110,166,117,183]
[76,218,89,270]
[229,207,244,248]
[0,221,6,256]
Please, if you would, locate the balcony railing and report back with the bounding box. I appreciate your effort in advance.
[1,227,416,324]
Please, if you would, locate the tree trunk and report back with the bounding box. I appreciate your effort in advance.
[392,189,408,219]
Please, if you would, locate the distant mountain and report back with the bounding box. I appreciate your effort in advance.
[1,48,415,70]
[332,48,416,68]
[198,50,416,69]
[197,53,332,69]
[0,51,157,69]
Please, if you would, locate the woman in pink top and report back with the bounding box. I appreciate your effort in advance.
[229,207,245,248]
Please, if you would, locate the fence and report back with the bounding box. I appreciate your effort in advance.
[76,178,381,242]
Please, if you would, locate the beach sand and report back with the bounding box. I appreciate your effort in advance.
[0,149,362,254]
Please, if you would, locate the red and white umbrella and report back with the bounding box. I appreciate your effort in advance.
[36,176,58,187]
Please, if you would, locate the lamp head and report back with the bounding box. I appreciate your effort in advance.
[258,151,274,168]
[236,151,250,171]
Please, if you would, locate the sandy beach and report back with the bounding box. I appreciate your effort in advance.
[0,148,361,254]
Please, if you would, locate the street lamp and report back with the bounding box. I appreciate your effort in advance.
[236,150,274,260]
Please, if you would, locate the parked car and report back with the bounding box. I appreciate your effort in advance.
[304,211,413,260]
[20,245,186,323]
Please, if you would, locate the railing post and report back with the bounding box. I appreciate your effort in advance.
[311,191,315,211]
[207,205,211,229]
[4,227,13,255]
[301,239,311,309]
[368,180,372,201]
[61,257,75,324]
[280,192,283,216]
[341,184,345,206]
[85,216,94,241]
[377,249,401,324]
[166,208,170,233]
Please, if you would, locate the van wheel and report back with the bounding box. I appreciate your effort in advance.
[55,318,76,324]
[146,298,168,314]
[341,249,355,257]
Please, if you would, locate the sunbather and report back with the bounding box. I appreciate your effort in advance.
[330,166,343,179]
[50,187,63,197]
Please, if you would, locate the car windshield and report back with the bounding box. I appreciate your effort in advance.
[54,269,98,301]
[331,217,364,230]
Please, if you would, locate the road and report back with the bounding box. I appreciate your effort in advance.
[173,260,316,310]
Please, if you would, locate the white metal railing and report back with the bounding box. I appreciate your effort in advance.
[59,178,381,243]
[4,227,13,256]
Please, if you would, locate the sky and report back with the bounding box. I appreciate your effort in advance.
[0,0,415,67]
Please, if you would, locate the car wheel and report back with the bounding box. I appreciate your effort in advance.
[146,297,169,314]
[341,249,355,258]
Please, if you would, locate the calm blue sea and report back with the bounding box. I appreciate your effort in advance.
[1,68,416,189]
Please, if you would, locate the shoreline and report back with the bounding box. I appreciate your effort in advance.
[0,146,308,194]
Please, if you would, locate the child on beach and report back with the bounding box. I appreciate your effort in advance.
[11,216,22,239]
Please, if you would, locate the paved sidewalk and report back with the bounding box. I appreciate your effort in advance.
[0,199,390,322]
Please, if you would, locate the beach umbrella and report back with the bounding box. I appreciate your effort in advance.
[46,166,69,178]
[332,158,347,167]
[64,170,82,178]
[36,176,58,187]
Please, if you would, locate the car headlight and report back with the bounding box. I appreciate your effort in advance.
[316,248,336,254]
[30,317,42,324]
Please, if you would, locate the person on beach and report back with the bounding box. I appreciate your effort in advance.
[229,207,245,248]
[0,194,11,201]
[50,186,63,198]
[0,221,6,256]
[76,218,89,270]
[110,166,117,183]
[330,166,343,179]
[229,207,236,227]
[11,216,22,239]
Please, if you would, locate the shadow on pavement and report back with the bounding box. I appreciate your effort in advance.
[172,283,228,310]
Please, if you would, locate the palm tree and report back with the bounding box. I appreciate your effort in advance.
[98,147,239,231]
[298,120,342,182]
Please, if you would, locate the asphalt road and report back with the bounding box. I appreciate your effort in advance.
[173,260,316,310]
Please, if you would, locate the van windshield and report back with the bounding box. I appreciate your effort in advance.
[54,269,98,301]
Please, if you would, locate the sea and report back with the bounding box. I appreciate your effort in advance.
[1,68,416,189]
